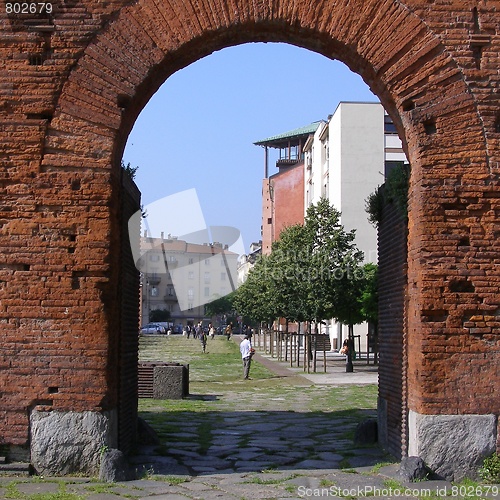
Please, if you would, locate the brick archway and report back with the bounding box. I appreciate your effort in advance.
[1,0,499,480]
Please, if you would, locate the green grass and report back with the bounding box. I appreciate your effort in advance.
[3,481,84,500]
[138,336,379,449]
[139,334,276,387]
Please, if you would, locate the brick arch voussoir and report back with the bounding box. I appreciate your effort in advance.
[44,0,485,175]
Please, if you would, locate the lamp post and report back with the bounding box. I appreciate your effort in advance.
[345,324,354,373]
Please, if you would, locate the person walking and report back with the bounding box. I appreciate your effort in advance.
[225,322,233,341]
[208,323,215,339]
[240,333,254,379]
[200,328,208,353]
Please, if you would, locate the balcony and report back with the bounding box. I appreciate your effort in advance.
[276,158,300,168]
[147,276,161,286]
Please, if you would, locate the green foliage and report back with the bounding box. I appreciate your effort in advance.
[479,452,500,483]
[365,163,409,227]
[365,187,384,228]
[233,254,277,324]
[204,292,235,317]
[385,162,409,217]
[359,263,378,325]
[234,198,372,329]
[149,309,171,322]
[121,160,139,180]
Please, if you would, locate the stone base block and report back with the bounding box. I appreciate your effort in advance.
[153,364,189,399]
[408,410,497,481]
[30,410,117,476]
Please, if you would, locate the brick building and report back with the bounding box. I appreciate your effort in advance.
[256,122,321,254]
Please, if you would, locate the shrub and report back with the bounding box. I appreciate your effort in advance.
[479,452,500,483]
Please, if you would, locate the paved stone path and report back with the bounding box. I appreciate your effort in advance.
[0,338,467,499]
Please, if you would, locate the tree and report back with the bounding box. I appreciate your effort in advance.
[359,263,378,326]
[121,160,139,180]
[304,198,364,323]
[233,254,276,325]
[149,309,171,322]
[204,292,235,317]
[234,198,372,370]
[267,223,311,324]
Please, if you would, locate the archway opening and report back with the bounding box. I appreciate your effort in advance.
[121,42,408,472]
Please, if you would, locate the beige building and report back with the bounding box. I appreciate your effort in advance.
[138,234,238,327]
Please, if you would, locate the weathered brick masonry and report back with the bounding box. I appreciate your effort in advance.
[378,195,408,460]
[1,0,499,476]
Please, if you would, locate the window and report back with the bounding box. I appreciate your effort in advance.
[204,287,210,297]
[188,257,194,264]
[150,287,158,297]
[221,272,226,281]
[205,258,210,265]
[150,254,160,262]
[188,288,194,299]
[167,286,174,296]
[204,272,210,284]
[188,271,194,280]
[384,115,398,134]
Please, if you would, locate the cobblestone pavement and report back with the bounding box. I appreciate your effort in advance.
[0,338,475,499]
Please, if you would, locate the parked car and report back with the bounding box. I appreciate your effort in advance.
[140,323,161,334]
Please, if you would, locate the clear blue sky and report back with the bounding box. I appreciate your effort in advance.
[123,42,377,253]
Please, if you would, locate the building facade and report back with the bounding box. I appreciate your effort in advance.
[304,102,407,262]
[256,122,322,254]
[237,241,262,285]
[138,234,238,328]
[256,102,408,350]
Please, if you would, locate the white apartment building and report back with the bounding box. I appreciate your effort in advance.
[237,241,262,285]
[303,101,408,350]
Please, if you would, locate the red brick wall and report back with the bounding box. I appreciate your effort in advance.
[272,164,305,241]
[1,0,499,459]
[118,171,141,454]
[378,193,408,459]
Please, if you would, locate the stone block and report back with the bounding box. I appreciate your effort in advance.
[408,410,497,481]
[30,410,116,476]
[153,364,189,399]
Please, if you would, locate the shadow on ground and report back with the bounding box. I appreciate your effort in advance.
[132,407,387,477]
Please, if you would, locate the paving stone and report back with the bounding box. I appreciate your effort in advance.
[317,451,344,461]
[16,482,60,495]
[138,495,195,500]
[294,459,341,469]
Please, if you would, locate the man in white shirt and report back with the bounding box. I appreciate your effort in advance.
[239,333,253,379]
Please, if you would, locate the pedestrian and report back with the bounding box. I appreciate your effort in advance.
[193,323,200,339]
[240,333,254,379]
[340,339,349,355]
[209,323,215,339]
[225,322,233,341]
[200,328,208,353]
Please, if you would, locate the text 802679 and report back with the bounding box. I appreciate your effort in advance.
[5,2,53,14]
